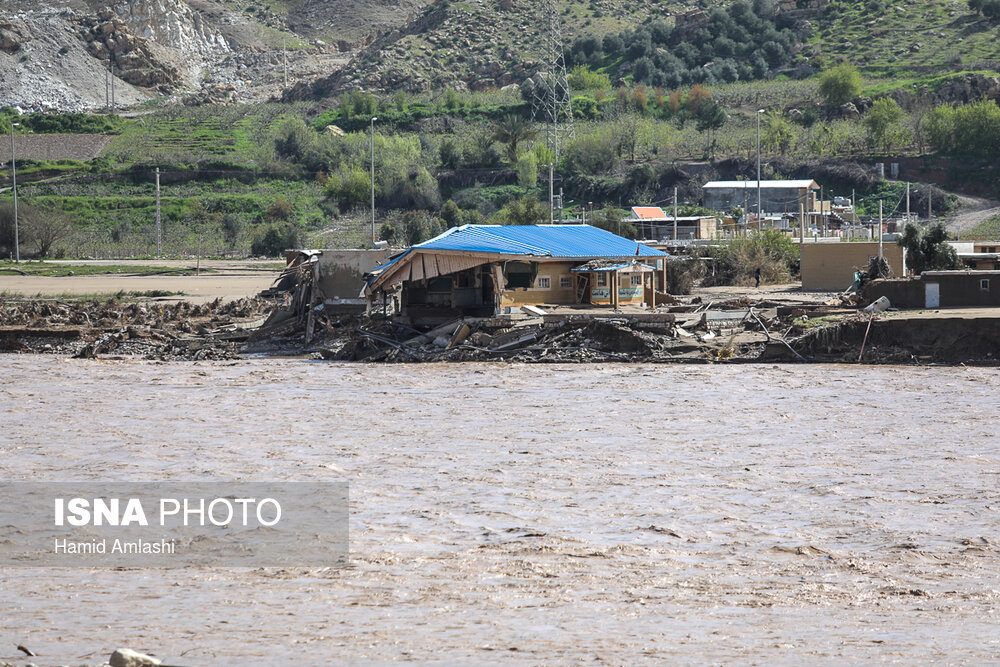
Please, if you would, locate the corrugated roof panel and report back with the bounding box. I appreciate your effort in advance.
[703,180,818,189]
[413,225,667,258]
[631,206,667,219]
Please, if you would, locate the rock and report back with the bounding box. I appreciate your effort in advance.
[109,648,162,667]
[852,96,872,112]
[839,102,860,119]
[0,21,31,53]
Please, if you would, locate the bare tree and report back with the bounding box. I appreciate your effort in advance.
[27,209,74,258]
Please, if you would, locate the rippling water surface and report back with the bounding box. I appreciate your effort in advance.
[1,357,999,664]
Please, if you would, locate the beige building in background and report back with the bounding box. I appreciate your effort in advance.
[800,242,906,291]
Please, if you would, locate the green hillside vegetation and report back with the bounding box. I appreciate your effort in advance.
[811,0,1000,77]
[565,1,801,87]
[5,0,1000,260]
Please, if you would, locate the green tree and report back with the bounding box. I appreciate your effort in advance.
[818,63,862,107]
[952,99,1000,157]
[695,100,727,158]
[439,137,461,168]
[564,130,617,174]
[516,150,538,189]
[924,104,955,153]
[762,113,796,155]
[864,97,909,152]
[251,224,300,257]
[588,207,635,238]
[499,196,549,225]
[323,163,371,211]
[491,114,537,162]
[898,222,960,274]
[440,199,463,228]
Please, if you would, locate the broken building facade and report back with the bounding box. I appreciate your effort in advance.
[364,225,668,325]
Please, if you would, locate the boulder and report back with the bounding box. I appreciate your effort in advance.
[109,648,162,667]
[839,102,860,119]
[0,21,31,53]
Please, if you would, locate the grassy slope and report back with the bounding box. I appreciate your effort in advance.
[810,0,1000,78]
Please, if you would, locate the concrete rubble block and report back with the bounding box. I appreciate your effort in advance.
[109,648,162,667]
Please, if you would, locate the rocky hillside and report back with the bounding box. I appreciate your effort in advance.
[286,0,673,101]
[4,0,1000,112]
[0,0,421,111]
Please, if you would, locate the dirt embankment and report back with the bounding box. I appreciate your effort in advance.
[785,314,1000,365]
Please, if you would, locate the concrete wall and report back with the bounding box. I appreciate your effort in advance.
[317,249,394,300]
[869,271,1000,308]
[800,242,906,291]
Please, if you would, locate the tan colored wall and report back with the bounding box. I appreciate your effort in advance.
[500,261,578,306]
[800,242,906,291]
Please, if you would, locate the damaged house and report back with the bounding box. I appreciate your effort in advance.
[364,224,668,324]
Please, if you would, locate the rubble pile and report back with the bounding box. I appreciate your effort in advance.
[0,296,271,360]
[310,300,797,364]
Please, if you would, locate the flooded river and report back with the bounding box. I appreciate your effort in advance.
[2,357,999,664]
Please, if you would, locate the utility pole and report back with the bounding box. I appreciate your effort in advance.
[905,182,910,224]
[799,203,804,246]
[878,200,884,260]
[155,167,162,256]
[548,162,554,224]
[282,37,288,89]
[756,109,764,225]
[10,122,19,263]
[673,187,678,242]
[820,185,825,237]
[370,116,377,242]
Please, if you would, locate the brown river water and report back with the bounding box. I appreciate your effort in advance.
[1,356,999,665]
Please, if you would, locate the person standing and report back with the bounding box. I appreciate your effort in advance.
[754,267,761,289]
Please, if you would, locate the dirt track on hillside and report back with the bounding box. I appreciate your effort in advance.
[943,195,1000,234]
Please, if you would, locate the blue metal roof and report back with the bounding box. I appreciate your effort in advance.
[411,225,668,258]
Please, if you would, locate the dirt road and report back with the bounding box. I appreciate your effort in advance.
[943,194,1000,235]
[0,261,278,303]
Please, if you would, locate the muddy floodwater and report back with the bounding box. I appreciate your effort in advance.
[2,357,999,664]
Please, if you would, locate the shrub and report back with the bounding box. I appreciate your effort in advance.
[563,131,616,175]
[818,63,862,107]
[251,224,300,257]
[568,65,611,91]
[704,229,799,285]
[323,163,371,211]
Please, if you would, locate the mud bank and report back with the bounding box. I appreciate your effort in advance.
[779,314,1000,365]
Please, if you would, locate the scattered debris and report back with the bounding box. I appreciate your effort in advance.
[0,297,271,360]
